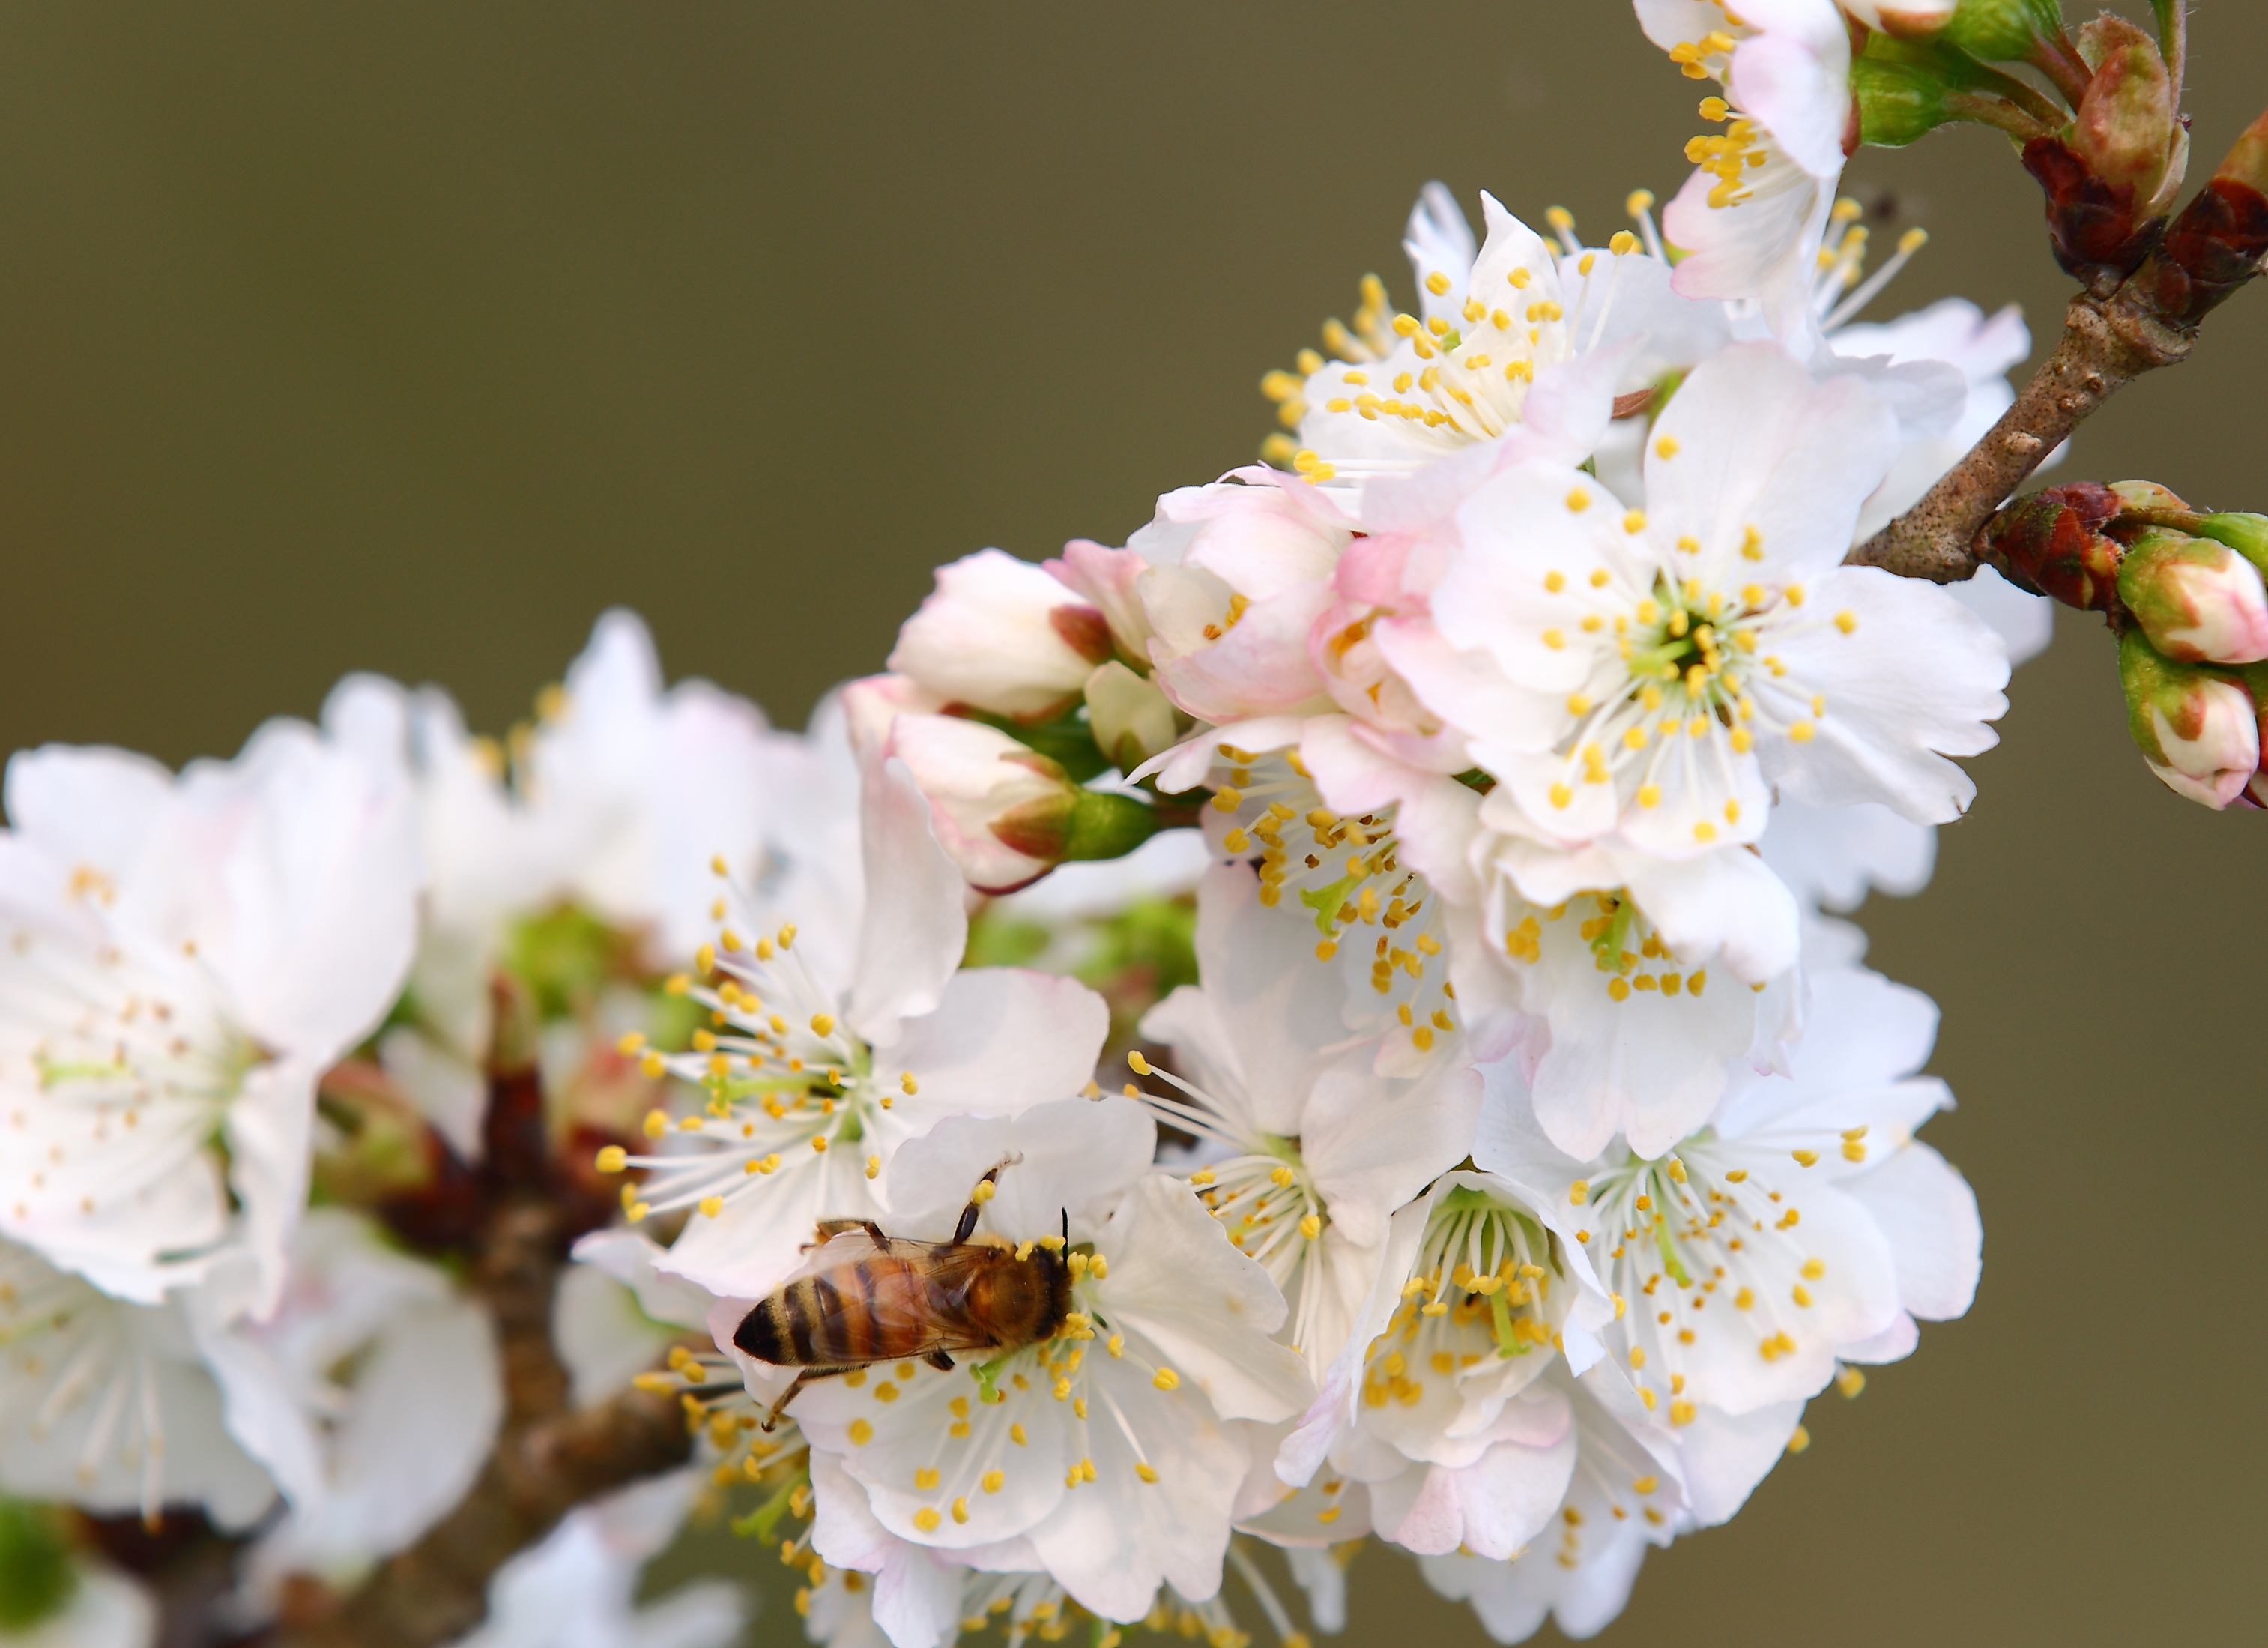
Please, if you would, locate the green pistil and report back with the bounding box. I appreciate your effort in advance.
[1653,1213,1693,1289]
[1590,898,1638,974]
[731,1465,810,1544]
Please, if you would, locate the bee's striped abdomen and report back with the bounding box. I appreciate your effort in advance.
[736,1255,949,1366]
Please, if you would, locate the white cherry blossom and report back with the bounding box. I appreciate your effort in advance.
[1436,808,1803,1161]
[204,1208,503,1610]
[1415,1362,1687,1644]
[0,1238,275,1528]
[1475,965,1980,1515]
[1405,342,2008,857]
[1274,1171,1615,1563]
[0,722,419,1308]
[617,753,1107,1301]
[453,1470,746,1648]
[1638,1,1854,347]
[1139,863,1481,1376]
[794,1096,1313,1626]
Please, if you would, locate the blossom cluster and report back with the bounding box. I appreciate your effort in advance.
[0,4,2088,1646]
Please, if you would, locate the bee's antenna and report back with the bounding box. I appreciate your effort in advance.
[1061,1207,1069,1246]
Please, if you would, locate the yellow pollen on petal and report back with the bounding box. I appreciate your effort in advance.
[1835,610,1857,634]
[1789,721,1816,743]
[1656,435,1681,459]
[1637,784,1661,809]
[1693,821,1717,842]
[1624,510,1648,534]
[913,1508,941,1533]
[1566,490,1591,513]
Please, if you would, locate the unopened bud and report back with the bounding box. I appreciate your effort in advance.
[1979,481,2123,609]
[2143,112,2268,328]
[2022,19,2185,289]
[887,713,1163,893]
[889,714,1083,893]
[1083,662,1181,773]
[1852,52,1967,149]
[2188,513,2268,580]
[1940,0,2064,63]
[2115,529,2268,665]
[2120,630,2261,809]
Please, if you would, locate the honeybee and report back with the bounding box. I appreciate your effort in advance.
[737,1156,1071,1428]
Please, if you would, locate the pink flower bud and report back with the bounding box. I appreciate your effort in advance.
[2120,632,2261,809]
[886,714,1162,893]
[888,714,1080,891]
[887,549,1113,722]
[2115,528,2268,665]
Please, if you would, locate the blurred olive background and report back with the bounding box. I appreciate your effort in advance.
[1,2,2264,1643]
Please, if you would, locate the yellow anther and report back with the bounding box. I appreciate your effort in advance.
[1545,569,1567,592]
[1624,510,1648,534]
[1636,783,1661,809]
[594,1145,627,1174]
[642,1109,669,1140]
[1549,782,1573,809]
[1565,489,1591,513]
[1693,821,1717,842]
[1425,270,1451,296]
[810,1013,835,1038]
[1789,720,1816,743]
[1834,610,1857,634]
[1152,1368,1180,1392]
[1569,1179,1589,1205]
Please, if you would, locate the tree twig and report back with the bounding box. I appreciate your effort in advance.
[270,1198,693,1648]
[1844,283,2194,582]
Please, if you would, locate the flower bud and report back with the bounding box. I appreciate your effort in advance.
[2115,528,2268,665]
[1939,0,2063,62]
[2143,112,2268,328]
[1852,52,1965,148]
[887,549,1115,722]
[1083,661,1181,773]
[2188,512,2268,581]
[2022,19,2185,289]
[2119,630,2261,809]
[1978,481,2123,609]
[1844,1,1958,40]
[889,713,1160,893]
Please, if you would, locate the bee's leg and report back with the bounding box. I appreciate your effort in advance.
[860,1220,892,1252]
[952,1153,1026,1246]
[925,1350,955,1372]
[760,1363,862,1431]
[810,1219,867,1248]
[761,1371,812,1431]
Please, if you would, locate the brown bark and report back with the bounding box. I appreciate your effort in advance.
[271,1199,694,1648]
[1845,286,2195,583]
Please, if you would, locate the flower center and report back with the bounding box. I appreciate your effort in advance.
[1500,890,1713,1009]
[1,923,255,1228]
[1212,749,1457,1058]
[1580,1140,1831,1424]
[1363,1188,1564,1410]
[606,918,896,1224]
